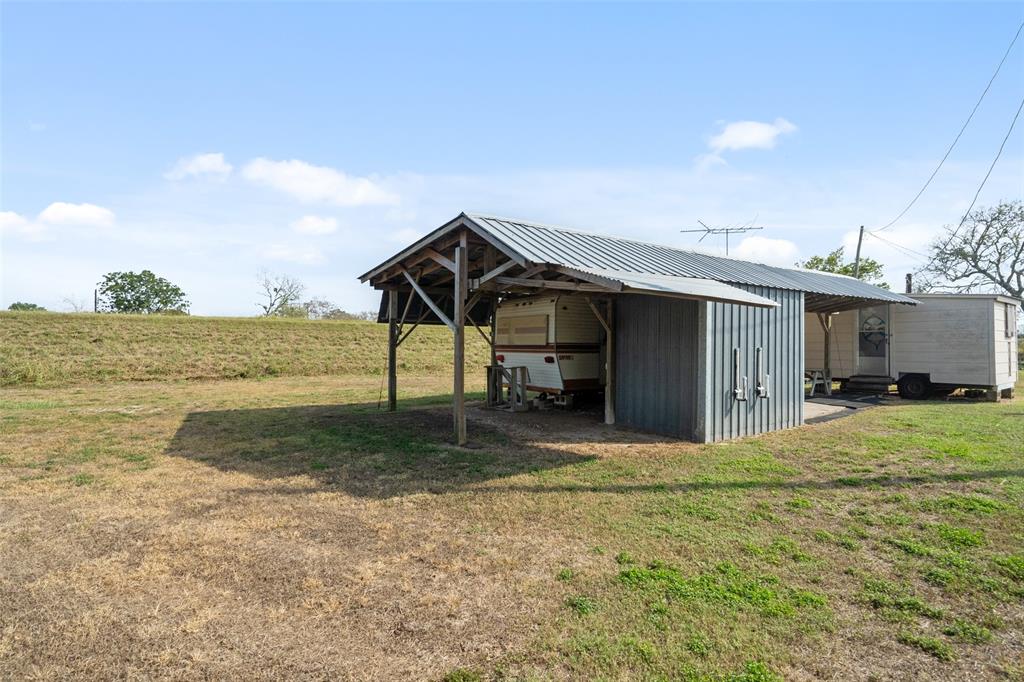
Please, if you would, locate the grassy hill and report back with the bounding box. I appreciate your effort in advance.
[0,311,490,387]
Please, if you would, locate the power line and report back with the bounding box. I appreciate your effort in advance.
[915,89,1024,274]
[951,91,1024,233]
[865,230,930,262]
[872,19,1024,233]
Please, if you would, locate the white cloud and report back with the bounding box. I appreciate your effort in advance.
[165,152,233,181]
[290,215,338,235]
[732,236,801,267]
[0,211,46,237]
[709,118,797,153]
[1,211,30,232]
[264,243,325,265]
[37,202,115,228]
[242,158,398,206]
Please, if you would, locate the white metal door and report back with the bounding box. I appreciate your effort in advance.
[857,305,889,376]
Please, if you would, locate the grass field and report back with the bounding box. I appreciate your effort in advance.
[1,314,1022,680]
[0,311,490,386]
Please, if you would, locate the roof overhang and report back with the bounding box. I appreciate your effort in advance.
[358,213,525,283]
[566,266,778,308]
[358,213,916,316]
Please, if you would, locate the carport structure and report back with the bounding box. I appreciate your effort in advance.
[359,213,915,444]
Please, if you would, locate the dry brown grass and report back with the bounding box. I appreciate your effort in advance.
[0,311,489,386]
[1,375,1022,680]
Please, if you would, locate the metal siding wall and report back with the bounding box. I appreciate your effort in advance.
[701,287,804,442]
[615,296,700,438]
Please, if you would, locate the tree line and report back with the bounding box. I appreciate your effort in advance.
[9,200,1023,314]
[8,269,374,319]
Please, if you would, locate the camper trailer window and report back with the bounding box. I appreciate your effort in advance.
[1006,303,1017,339]
[496,314,549,345]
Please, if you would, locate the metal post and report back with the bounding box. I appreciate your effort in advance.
[453,235,468,445]
[905,273,913,294]
[387,290,398,411]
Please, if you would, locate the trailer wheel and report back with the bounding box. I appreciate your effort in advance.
[897,375,932,400]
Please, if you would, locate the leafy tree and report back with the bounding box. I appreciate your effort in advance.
[920,201,1023,298]
[256,271,305,316]
[798,247,888,288]
[8,302,46,311]
[97,270,190,314]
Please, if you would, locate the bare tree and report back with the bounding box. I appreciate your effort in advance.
[921,201,1024,298]
[256,270,305,316]
[61,295,88,313]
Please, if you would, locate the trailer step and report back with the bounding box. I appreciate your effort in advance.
[845,375,894,394]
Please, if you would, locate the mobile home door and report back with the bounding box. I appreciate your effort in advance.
[857,306,889,376]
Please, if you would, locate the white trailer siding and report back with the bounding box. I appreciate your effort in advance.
[495,297,561,390]
[993,300,1019,389]
[804,294,1020,391]
[890,297,994,386]
[805,310,856,378]
[495,294,602,393]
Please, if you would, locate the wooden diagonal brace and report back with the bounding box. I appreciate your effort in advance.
[424,248,456,273]
[402,268,456,332]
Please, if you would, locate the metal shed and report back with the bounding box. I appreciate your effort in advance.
[359,213,915,444]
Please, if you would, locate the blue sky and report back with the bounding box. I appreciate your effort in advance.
[2,2,1022,315]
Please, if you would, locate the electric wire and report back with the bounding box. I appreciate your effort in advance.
[872,19,1024,233]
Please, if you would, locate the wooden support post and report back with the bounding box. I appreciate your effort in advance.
[483,247,498,368]
[453,234,468,445]
[817,312,833,387]
[387,290,398,411]
[605,299,615,425]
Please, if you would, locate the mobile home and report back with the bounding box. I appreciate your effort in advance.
[805,294,1020,399]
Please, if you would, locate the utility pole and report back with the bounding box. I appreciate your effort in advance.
[853,225,865,278]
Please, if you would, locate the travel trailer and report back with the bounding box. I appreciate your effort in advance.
[806,294,1020,399]
[493,294,604,394]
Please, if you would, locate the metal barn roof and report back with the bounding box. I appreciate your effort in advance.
[463,214,916,306]
[563,266,779,308]
[359,213,916,314]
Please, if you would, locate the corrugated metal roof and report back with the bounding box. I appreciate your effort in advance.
[466,214,916,304]
[565,266,779,308]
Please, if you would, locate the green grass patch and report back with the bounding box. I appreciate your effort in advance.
[618,561,827,619]
[566,595,598,616]
[942,619,993,644]
[921,494,1007,516]
[934,524,985,548]
[993,554,1024,582]
[860,578,943,620]
[897,632,955,661]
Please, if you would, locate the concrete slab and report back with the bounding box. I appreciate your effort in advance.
[804,401,849,422]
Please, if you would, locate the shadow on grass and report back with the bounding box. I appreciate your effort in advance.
[468,468,1024,495]
[165,394,597,499]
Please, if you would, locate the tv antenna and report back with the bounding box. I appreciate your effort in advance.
[681,219,764,256]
